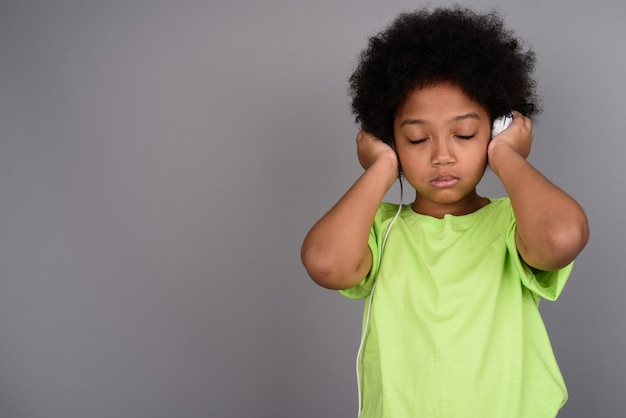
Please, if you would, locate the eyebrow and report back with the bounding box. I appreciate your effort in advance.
[399,112,482,127]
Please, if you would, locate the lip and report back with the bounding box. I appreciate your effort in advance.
[430,175,460,188]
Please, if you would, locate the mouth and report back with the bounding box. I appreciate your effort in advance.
[430,175,460,188]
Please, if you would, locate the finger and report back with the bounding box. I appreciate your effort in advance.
[510,111,532,128]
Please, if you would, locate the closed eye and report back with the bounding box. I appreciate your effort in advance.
[456,135,474,140]
[409,138,428,144]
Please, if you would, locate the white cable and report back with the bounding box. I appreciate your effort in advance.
[356,177,404,416]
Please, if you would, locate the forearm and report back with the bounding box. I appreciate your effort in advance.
[490,146,589,270]
[301,156,398,289]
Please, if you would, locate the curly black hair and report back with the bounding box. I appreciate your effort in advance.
[349,6,539,146]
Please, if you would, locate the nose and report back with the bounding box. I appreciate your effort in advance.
[431,137,456,166]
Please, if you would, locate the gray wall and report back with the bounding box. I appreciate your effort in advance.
[0,1,623,417]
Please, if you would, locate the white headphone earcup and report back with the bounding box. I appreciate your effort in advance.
[491,113,514,137]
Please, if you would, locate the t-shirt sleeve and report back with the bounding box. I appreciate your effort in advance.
[505,216,573,301]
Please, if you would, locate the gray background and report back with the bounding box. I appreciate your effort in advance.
[0,0,623,417]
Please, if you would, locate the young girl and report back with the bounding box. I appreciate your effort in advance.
[301,6,589,418]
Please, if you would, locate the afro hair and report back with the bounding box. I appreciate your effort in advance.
[349,6,539,146]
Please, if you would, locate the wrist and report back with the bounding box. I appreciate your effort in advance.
[488,143,520,177]
[369,152,400,187]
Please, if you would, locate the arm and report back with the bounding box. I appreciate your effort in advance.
[488,112,589,271]
[301,131,399,290]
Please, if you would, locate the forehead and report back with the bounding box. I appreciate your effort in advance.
[396,83,488,121]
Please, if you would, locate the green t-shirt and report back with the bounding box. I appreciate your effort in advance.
[340,198,572,418]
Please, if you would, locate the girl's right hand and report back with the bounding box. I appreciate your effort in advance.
[356,130,398,173]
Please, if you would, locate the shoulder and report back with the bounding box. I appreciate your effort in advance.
[481,197,514,221]
[485,196,511,210]
[378,202,403,219]
[466,197,517,240]
[368,202,407,243]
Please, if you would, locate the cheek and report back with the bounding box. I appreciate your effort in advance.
[470,147,489,171]
[468,139,490,157]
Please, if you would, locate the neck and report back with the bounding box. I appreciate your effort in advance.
[411,192,490,219]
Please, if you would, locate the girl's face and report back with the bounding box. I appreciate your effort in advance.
[393,83,491,218]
